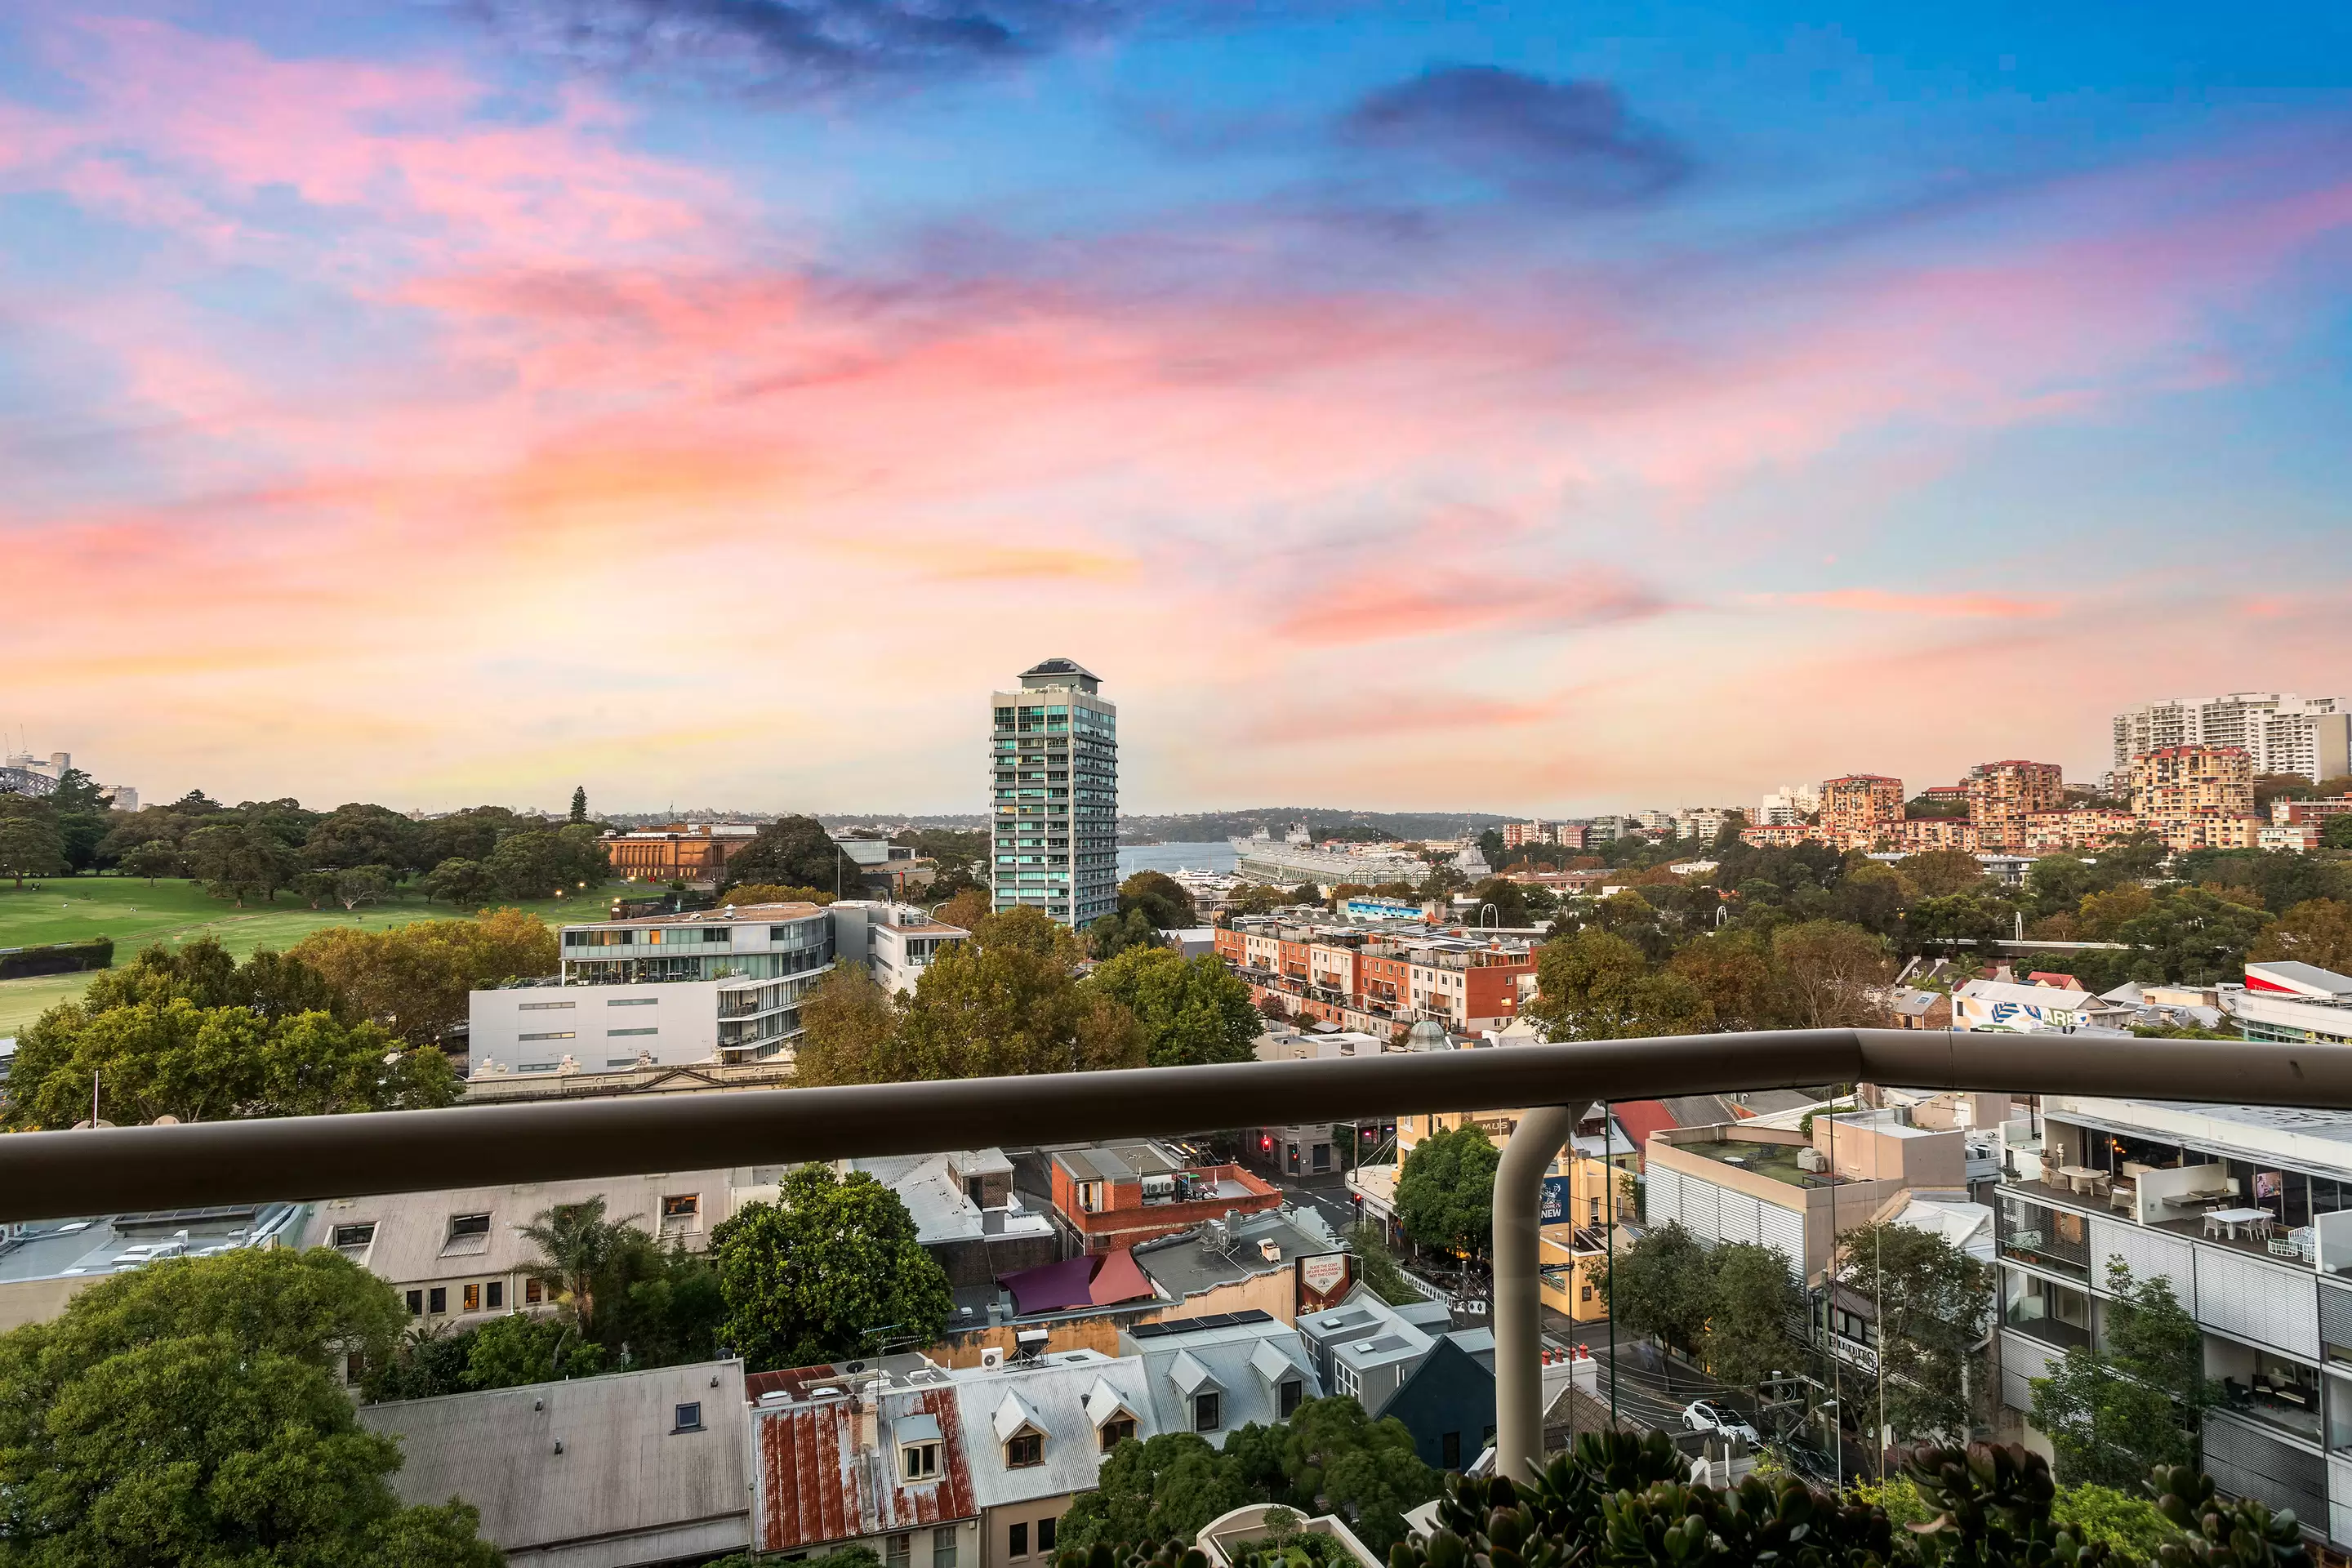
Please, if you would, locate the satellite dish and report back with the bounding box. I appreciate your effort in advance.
[152,1115,180,1126]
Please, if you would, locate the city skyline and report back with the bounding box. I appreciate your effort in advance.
[6,3,2352,813]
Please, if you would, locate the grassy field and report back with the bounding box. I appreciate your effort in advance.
[0,875,629,1037]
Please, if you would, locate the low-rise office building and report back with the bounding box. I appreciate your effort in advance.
[1046,1143,1283,1254]
[830,899,971,997]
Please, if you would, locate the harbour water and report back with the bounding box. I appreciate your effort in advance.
[1117,840,1240,876]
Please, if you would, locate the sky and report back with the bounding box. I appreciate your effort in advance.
[4,2,2351,817]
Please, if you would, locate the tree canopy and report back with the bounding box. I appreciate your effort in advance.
[1395,1125,1499,1262]
[287,907,557,1048]
[0,1247,498,1566]
[1087,946,1260,1067]
[722,815,852,897]
[2030,1260,2217,1489]
[1834,1220,1991,1442]
[708,1164,954,1370]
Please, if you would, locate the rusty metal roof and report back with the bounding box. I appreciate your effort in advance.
[755,1385,976,1553]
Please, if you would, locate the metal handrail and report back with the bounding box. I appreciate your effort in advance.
[4,1025,2347,1477]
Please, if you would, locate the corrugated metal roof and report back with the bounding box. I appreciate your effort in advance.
[755,1387,976,1552]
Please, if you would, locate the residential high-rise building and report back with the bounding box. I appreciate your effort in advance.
[990,658,1119,928]
[2131,744,2257,849]
[2113,693,2350,785]
[1966,760,2065,852]
[1820,775,1904,846]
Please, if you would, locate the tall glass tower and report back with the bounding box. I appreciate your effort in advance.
[990,658,1119,928]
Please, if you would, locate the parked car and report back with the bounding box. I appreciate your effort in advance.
[1682,1399,1762,1446]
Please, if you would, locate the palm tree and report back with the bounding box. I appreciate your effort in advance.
[520,1197,642,1337]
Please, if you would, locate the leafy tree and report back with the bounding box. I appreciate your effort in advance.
[81,936,343,1020]
[1667,932,1790,1031]
[1699,1241,1802,1392]
[1345,1222,1423,1307]
[484,826,605,899]
[709,1165,953,1370]
[2030,1260,2217,1488]
[1090,905,1165,960]
[118,839,182,883]
[1899,849,1988,898]
[182,820,301,904]
[336,864,392,912]
[882,911,1144,1080]
[465,1310,604,1388]
[416,805,532,866]
[1120,870,1198,929]
[1396,1125,1499,1262]
[1281,1396,1439,1551]
[420,856,496,907]
[0,1247,497,1566]
[303,803,424,874]
[520,1196,643,1338]
[289,908,557,1047]
[1600,1221,1716,1368]
[4,999,460,1129]
[2077,883,2156,940]
[2117,888,2271,984]
[1058,1432,1254,1552]
[1226,884,1290,916]
[933,887,991,932]
[2325,815,2352,851]
[1525,927,1711,1041]
[1290,880,1323,907]
[1469,877,1531,927]
[795,962,906,1082]
[1088,946,1261,1067]
[0,795,70,886]
[1770,920,1891,1027]
[570,786,589,824]
[724,814,852,898]
[2249,898,2352,973]
[1904,889,2014,951]
[1834,1220,1989,1442]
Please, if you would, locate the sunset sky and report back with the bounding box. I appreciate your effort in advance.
[5,2,2350,817]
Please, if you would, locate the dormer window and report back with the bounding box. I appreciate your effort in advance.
[1098,1416,1136,1451]
[893,1412,944,1483]
[1279,1379,1303,1418]
[1193,1392,1222,1432]
[1006,1428,1045,1468]
[902,1441,940,1481]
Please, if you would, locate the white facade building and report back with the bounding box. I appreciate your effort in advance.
[2113,694,2352,785]
[991,658,1119,929]
[829,900,972,998]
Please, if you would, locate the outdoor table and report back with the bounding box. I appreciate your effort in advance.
[2205,1206,2274,1241]
[2056,1165,2105,1194]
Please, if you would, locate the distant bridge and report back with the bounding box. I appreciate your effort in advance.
[0,765,57,798]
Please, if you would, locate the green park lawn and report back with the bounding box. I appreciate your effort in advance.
[0,875,627,1037]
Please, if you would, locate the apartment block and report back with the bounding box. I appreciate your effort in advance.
[1967,760,2066,853]
[1820,775,1904,846]
[1997,1096,2352,1548]
[2020,808,2143,853]
[991,658,1118,929]
[2114,694,2352,786]
[1213,916,1538,1033]
[1740,823,1820,849]
[1891,818,1980,853]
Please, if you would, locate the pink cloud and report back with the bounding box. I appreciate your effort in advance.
[1768,589,2065,620]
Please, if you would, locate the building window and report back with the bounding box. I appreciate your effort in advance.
[933,1526,958,1568]
[447,1214,492,1242]
[525,1278,544,1304]
[331,1222,376,1251]
[405,1289,423,1316]
[673,1402,703,1433]
[608,1027,658,1037]
[1009,1524,1029,1560]
[888,1535,911,1568]
[428,1287,446,1315]
[518,1031,576,1042]
[487,1281,503,1309]
[1441,1431,1462,1469]
[462,1283,480,1312]
[902,1441,940,1481]
[1279,1379,1303,1418]
[662,1195,701,1224]
[1007,1430,1044,1468]
[1193,1392,1221,1432]
[1099,1416,1135,1451]
[1040,1519,1057,1553]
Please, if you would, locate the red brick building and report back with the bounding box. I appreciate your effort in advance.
[1046,1143,1281,1254]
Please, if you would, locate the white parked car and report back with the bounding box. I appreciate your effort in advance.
[1681,1400,1762,1446]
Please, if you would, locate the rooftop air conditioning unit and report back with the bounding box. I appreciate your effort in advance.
[1796,1148,1827,1173]
[979,1348,1005,1371]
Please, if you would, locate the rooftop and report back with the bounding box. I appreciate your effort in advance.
[1131,1207,1341,1302]
[563,902,827,932]
[0,1201,303,1289]
[1673,1138,1833,1188]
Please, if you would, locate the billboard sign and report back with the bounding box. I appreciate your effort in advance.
[1295,1251,1356,1315]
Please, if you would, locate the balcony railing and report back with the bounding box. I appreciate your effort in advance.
[6,1027,2352,1478]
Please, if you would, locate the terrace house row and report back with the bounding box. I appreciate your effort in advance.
[1214,916,1539,1034]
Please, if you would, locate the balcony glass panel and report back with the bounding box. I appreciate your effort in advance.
[1999,1196,2090,1280]
[2003,1270,2091,1352]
